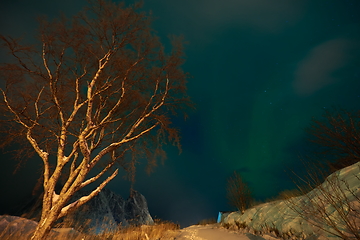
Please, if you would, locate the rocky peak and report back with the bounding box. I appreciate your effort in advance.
[19,188,154,233]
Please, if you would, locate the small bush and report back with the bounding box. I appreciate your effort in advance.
[197,218,217,225]
[235,221,247,229]
[269,227,280,237]
[227,171,253,213]
[277,188,302,200]
[222,223,231,229]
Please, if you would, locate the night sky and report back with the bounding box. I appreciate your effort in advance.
[1,0,360,227]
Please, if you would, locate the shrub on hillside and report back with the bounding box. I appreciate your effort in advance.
[226,171,253,213]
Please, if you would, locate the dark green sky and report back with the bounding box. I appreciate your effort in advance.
[1,0,360,227]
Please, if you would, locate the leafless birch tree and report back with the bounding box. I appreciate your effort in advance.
[227,171,253,214]
[0,1,191,239]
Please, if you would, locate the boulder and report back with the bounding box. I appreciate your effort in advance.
[0,215,82,239]
[0,215,38,239]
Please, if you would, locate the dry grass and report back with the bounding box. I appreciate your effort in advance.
[275,188,303,200]
[102,221,180,240]
[0,217,181,240]
[54,213,181,239]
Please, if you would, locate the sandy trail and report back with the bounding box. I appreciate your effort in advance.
[175,225,271,240]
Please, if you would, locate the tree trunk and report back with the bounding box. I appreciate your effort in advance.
[30,213,58,240]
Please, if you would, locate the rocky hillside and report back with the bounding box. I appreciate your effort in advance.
[223,161,360,239]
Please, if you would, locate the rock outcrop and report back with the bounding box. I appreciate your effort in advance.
[19,188,154,233]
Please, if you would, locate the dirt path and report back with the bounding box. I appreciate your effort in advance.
[175,225,272,240]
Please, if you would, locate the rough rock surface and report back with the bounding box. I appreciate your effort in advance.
[19,188,154,233]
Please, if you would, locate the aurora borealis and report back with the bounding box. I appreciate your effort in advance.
[1,0,360,227]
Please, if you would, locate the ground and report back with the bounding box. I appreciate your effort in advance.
[175,224,281,240]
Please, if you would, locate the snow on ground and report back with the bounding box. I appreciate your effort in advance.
[176,224,280,240]
[223,161,360,239]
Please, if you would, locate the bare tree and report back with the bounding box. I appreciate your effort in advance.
[307,108,360,172]
[226,171,253,214]
[0,1,191,239]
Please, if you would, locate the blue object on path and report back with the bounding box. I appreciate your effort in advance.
[217,212,222,223]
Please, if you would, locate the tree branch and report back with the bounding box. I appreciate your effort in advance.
[1,89,30,128]
[79,160,115,189]
[86,50,113,124]
[58,168,118,219]
[42,43,53,80]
